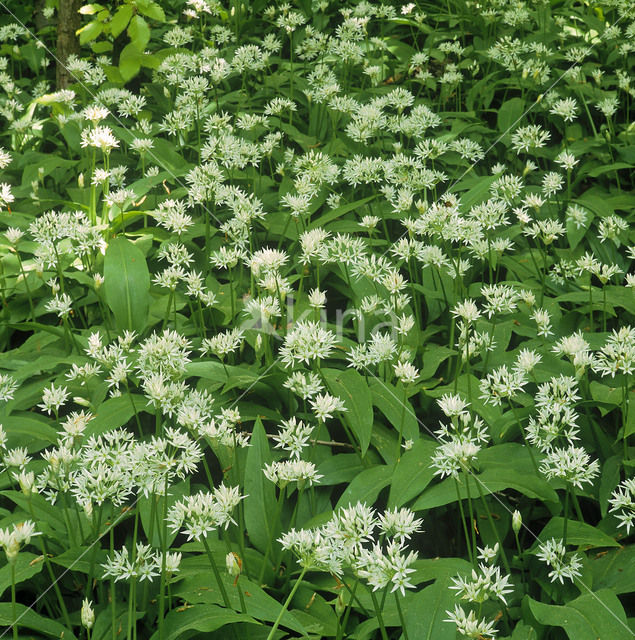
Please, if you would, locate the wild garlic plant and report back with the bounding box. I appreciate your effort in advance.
[0,0,633,638]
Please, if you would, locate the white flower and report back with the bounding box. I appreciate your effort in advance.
[309,393,346,421]
[279,320,337,367]
[608,478,635,535]
[535,538,582,584]
[38,383,70,415]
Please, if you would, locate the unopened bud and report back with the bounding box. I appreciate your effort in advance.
[81,598,95,629]
[512,509,522,535]
[226,552,241,577]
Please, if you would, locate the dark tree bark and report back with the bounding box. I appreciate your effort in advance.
[56,0,82,89]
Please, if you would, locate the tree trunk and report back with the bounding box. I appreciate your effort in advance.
[56,0,82,89]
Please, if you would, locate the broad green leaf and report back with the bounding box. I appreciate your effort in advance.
[1,491,65,534]
[128,16,151,51]
[0,552,43,597]
[77,20,103,45]
[110,5,133,38]
[510,622,539,639]
[533,517,620,550]
[335,465,392,510]
[138,1,165,22]
[3,415,57,450]
[150,604,256,640]
[370,378,418,442]
[452,174,498,209]
[586,162,632,178]
[412,557,472,583]
[591,545,635,594]
[52,547,108,574]
[497,97,525,135]
[140,479,189,547]
[322,368,374,456]
[243,419,276,553]
[317,453,364,485]
[79,3,106,15]
[526,589,631,640]
[0,603,76,639]
[147,138,191,176]
[103,236,150,332]
[420,343,455,380]
[86,394,141,437]
[308,195,376,230]
[175,570,307,635]
[403,577,457,640]
[414,443,558,510]
[388,439,437,507]
[119,43,143,82]
[599,455,621,518]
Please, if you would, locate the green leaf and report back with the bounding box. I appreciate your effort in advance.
[78,20,103,45]
[128,16,151,51]
[0,603,76,639]
[150,604,256,640]
[413,443,558,510]
[317,453,364,485]
[146,137,191,176]
[52,547,108,574]
[403,577,457,640]
[79,3,106,15]
[585,162,632,178]
[243,419,276,553]
[591,545,635,594]
[335,465,391,510]
[599,455,621,517]
[175,570,307,634]
[119,43,143,82]
[138,1,165,22]
[103,236,150,332]
[0,552,44,597]
[370,378,418,442]
[86,394,141,437]
[110,5,133,38]
[308,195,376,230]
[497,97,525,135]
[1,491,65,534]
[4,416,57,451]
[388,439,437,507]
[140,480,189,547]
[533,517,620,550]
[526,590,631,640]
[322,368,374,456]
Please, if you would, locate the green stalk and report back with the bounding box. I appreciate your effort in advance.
[265,565,307,640]
[335,578,359,640]
[473,475,511,575]
[111,527,117,640]
[11,563,17,640]
[258,486,286,585]
[562,487,569,547]
[158,476,169,640]
[395,592,410,640]
[454,478,473,564]
[369,590,389,640]
[463,468,477,564]
[202,536,232,608]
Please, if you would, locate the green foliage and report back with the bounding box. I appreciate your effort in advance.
[0,0,633,638]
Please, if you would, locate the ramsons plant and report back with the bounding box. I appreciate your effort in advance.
[0,0,633,638]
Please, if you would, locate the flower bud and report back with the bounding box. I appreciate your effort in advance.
[512,510,522,535]
[81,598,95,629]
[226,552,241,578]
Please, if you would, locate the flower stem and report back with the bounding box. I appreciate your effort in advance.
[202,536,232,609]
[265,565,307,640]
